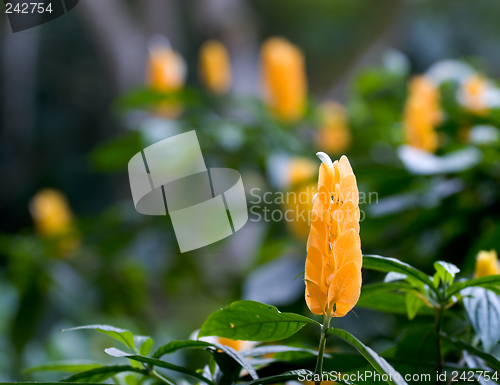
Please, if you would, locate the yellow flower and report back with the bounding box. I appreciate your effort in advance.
[403,76,442,153]
[305,153,362,317]
[199,40,231,94]
[460,75,489,115]
[261,37,307,122]
[147,38,186,118]
[30,189,80,257]
[316,101,351,154]
[474,250,500,278]
[283,157,318,241]
[192,330,257,351]
[217,337,257,352]
[287,157,318,188]
[285,183,316,241]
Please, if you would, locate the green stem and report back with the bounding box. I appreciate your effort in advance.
[314,314,332,385]
[150,369,176,385]
[435,304,445,385]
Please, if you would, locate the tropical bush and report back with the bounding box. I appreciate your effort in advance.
[4,36,500,385]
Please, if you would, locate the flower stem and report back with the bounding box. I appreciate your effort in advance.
[314,314,332,385]
[150,369,176,385]
[435,304,445,384]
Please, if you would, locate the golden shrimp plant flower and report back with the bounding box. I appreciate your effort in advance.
[261,37,307,123]
[305,153,362,317]
[30,188,80,257]
[199,40,232,94]
[458,75,497,116]
[147,37,186,118]
[474,250,500,278]
[403,76,442,153]
[284,157,318,241]
[316,101,351,154]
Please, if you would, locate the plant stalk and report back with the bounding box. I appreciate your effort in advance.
[435,304,445,385]
[314,314,332,385]
[150,369,176,385]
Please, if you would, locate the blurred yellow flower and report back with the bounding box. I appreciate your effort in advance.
[217,337,257,352]
[261,37,307,122]
[305,153,362,317]
[147,38,186,118]
[460,75,489,115]
[403,76,442,153]
[288,157,318,188]
[282,157,318,241]
[199,40,231,94]
[285,183,316,241]
[30,188,80,257]
[192,330,256,351]
[474,250,500,278]
[316,101,351,154]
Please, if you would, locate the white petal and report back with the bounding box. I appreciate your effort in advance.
[425,60,475,85]
[316,152,334,171]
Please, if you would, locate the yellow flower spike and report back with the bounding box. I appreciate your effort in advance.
[261,37,307,123]
[30,188,80,257]
[199,40,232,94]
[305,153,362,317]
[403,76,442,153]
[460,75,489,115]
[147,37,186,118]
[474,250,500,278]
[316,101,351,154]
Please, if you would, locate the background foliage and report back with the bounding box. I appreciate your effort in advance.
[2,0,500,382]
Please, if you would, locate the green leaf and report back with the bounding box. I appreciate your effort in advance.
[363,255,437,294]
[63,325,136,351]
[115,88,202,110]
[24,360,103,374]
[462,287,500,352]
[89,133,143,172]
[198,300,319,342]
[134,336,154,356]
[357,283,434,316]
[443,335,500,372]
[327,328,408,385]
[447,275,500,298]
[61,365,147,383]
[240,345,320,357]
[394,325,437,363]
[104,349,216,385]
[152,340,212,359]
[211,342,259,380]
[405,292,424,320]
[151,339,258,380]
[211,349,241,385]
[385,272,427,293]
[433,261,460,288]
